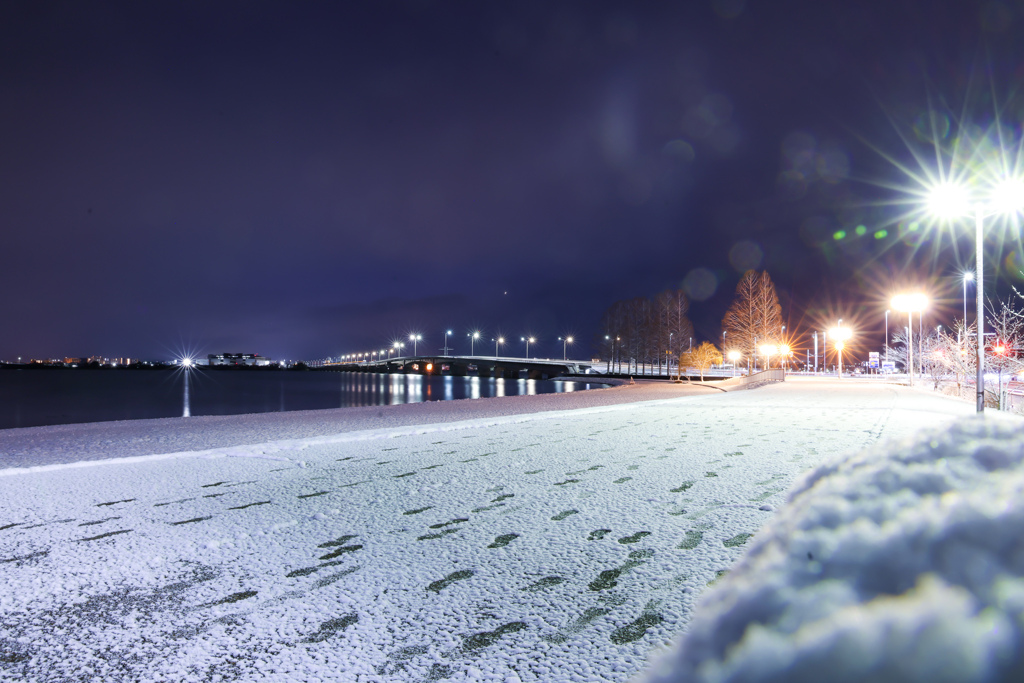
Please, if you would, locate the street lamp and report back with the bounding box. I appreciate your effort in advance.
[494,337,504,358]
[828,324,853,378]
[444,330,452,357]
[727,350,741,376]
[885,309,890,365]
[962,271,974,337]
[522,336,535,359]
[891,293,927,387]
[469,331,480,356]
[927,177,1024,412]
[558,336,574,360]
[779,344,791,371]
[409,333,422,355]
[759,344,778,370]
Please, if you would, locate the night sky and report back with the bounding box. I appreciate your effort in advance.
[3,1,1022,362]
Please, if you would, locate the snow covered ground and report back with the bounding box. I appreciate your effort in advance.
[0,379,975,681]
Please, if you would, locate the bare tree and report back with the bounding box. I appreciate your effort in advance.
[722,271,782,368]
[597,291,693,375]
[681,342,723,381]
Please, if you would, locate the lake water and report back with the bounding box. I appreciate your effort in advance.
[0,369,606,430]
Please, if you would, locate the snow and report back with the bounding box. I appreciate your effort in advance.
[641,402,1024,683]
[0,378,979,681]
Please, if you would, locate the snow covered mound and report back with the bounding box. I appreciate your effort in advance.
[642,416,1024,683]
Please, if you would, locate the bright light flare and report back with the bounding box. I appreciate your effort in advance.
[990,177,1024,215]
[727,350,742,362]
[828,327,852,341]
[181,357,194,368]
[891,293,928,313]
[926,181,972,219]
[759,344,778,356]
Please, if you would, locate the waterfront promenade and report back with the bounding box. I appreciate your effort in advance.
[0,379,976,681]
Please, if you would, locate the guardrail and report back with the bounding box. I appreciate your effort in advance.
[735,368,785,385]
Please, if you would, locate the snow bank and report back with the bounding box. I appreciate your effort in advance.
[641,415,1024,683]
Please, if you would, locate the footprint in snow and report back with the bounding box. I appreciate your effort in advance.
[487,533,519,548]
[427,569,474,593]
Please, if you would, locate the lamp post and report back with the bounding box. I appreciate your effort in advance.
[927,178,1024,412]
[558,336,573,361]
[727,350,741,377]
[444,330,452,357]
[760,344,777,370]
[469,331,480,356]
[494,337,504,358]
[409,334,421,355]
[828,323,853,378]
[522,336,535,359]
[669,332,675,378]
[885,310,890,365]
[962,271,973,340]
[891,293,927,387]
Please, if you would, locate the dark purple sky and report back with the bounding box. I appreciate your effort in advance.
[2,1,1020,361]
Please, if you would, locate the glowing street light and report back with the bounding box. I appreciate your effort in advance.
[409,333,422,355]
[759,344,778,370]
[469,331,480,356]
[779,344,791,371]
[891,293,927,387]
[559,336,574,360]
[927,177,1024,411]
[828,324,853,378]
[522,336,535,359]
[444,330,452,357]
[493,336,504,358]
[727,350,742,376]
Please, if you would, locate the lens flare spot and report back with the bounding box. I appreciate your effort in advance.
[712,0,745,19]
[833,230,846,240]
[855,225,867,236]
[663,139,696,162]
[912,110,951,143]
[728,241,763,272]
[683,268,718,302]
[874,229,888,239]
[908,221,920,231]
[1005,251,1024,279]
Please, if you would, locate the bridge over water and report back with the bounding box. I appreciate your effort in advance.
[319,355,599,380]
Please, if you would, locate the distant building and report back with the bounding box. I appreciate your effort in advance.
[208,353,273,367]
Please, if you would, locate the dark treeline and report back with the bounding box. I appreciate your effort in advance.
[595,290,694,374]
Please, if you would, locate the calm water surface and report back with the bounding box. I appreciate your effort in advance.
[0,369,606,430]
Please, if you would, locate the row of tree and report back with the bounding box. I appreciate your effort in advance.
[594,270,784,374]
[594,289,693,374]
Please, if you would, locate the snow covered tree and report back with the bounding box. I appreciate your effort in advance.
[722,271,782,365]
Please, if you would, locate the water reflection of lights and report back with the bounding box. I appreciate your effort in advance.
[444,376,454,401]
[495,378,505,398]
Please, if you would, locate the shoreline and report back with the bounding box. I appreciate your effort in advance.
[0,379,722,469]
